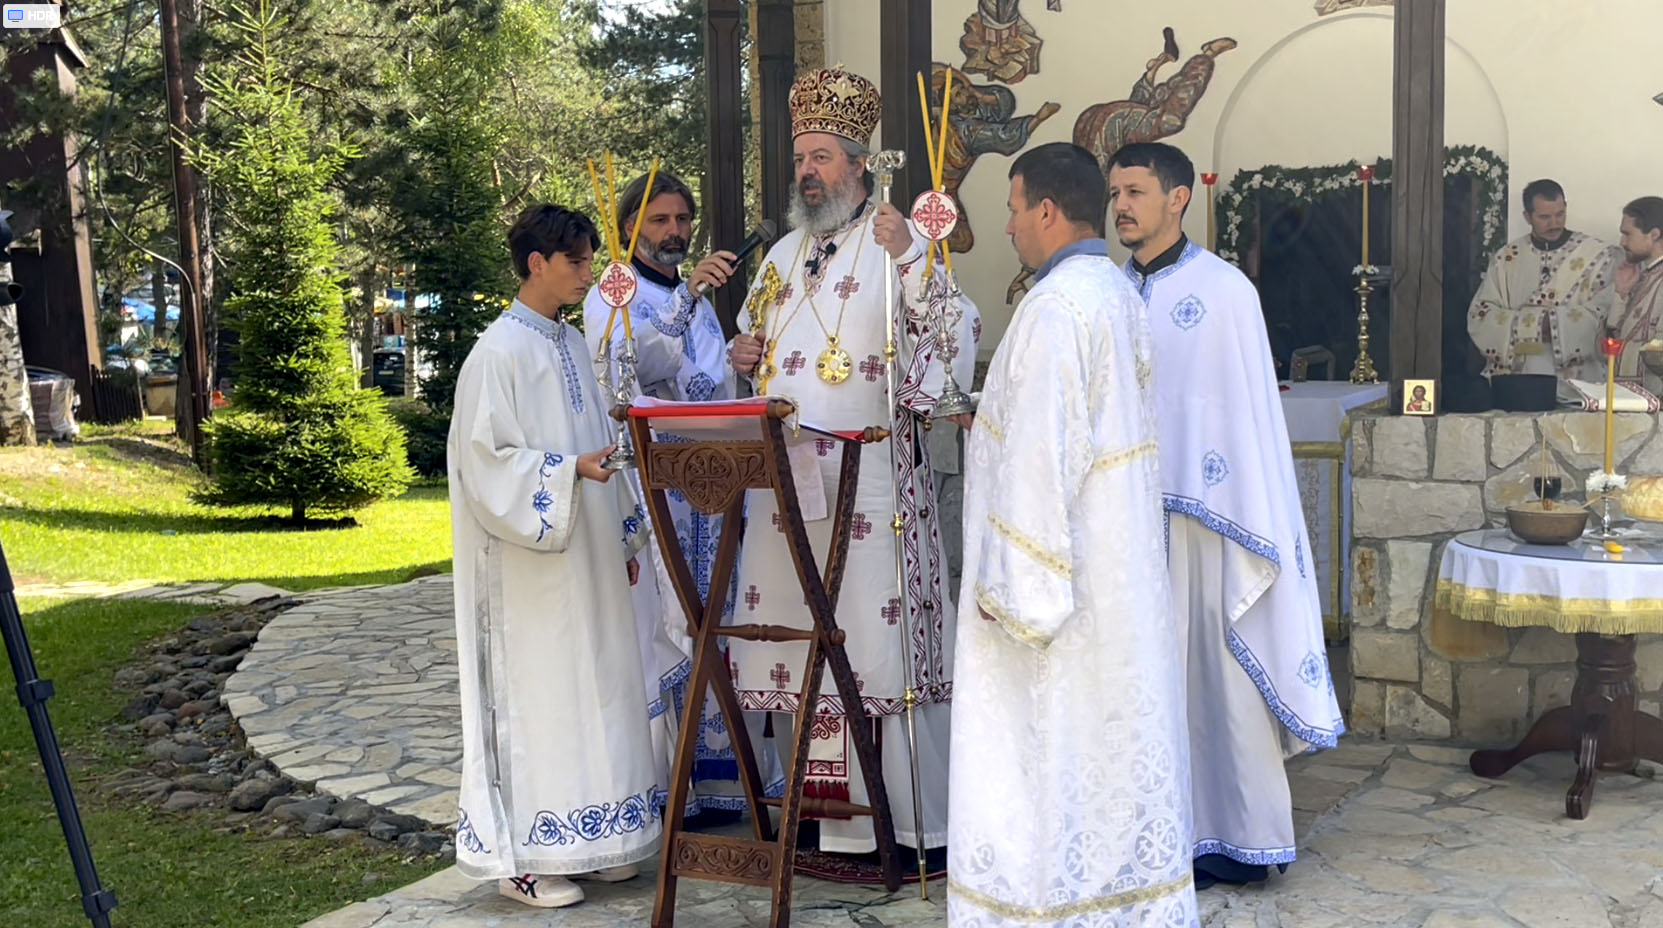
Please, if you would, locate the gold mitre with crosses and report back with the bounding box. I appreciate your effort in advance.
[789,65,882,144]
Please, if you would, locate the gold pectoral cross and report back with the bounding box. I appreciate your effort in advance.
[749,262,786,392]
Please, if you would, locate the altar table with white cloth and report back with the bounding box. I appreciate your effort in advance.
[1278,381,1390,640]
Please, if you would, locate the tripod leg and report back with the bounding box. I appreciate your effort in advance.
[1,552,118,928]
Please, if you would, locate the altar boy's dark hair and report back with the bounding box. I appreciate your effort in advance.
[1009,142,1107,235]
[508,204,600,279]
[1107,142,1196,216]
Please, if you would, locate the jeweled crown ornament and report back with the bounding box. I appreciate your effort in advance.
[790,65,883,144]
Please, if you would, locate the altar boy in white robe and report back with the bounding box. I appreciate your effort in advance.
[582,170,770,820]
[448,204,662,908]
[948,141,1199,928]
[1110,142,1345,889]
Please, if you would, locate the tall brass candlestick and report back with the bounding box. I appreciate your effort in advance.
[1201,173,1218,251]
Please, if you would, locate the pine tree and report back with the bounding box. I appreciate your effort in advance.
[194,0,413,522]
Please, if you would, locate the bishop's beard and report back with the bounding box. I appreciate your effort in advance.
[787,174,868,235]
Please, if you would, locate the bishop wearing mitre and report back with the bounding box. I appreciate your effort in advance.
[724,64,981,858]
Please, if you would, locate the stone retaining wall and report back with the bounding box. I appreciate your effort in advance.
[1346,409,1663,744]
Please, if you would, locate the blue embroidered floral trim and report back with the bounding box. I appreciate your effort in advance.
[1297,651,1328,690]
[502,311,584,412]
[685,373,717,403]
[1201,451,1230,487]
[534,452,564,543]
[1227,629,1343,749]
[1122,240,1205,302]
[522,787,663,847]
[1162,495,1280,568]
[647,658,695,721]
[1194,838,1297,866]
[1295,535,1307,578]
[621,502,646,545]
[456,808,490,855]
[1172,294,1207,330]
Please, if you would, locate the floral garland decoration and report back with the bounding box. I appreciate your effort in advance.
[1214,144,1508,267]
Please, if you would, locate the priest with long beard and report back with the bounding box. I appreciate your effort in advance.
[723,65,980,862]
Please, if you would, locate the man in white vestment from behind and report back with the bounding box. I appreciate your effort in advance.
[447,204,662,908]
[582,169,770,821]
[948,141,1199,928]
[1111,142,1345,890]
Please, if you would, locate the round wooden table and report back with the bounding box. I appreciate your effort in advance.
[1434,528,1663,819]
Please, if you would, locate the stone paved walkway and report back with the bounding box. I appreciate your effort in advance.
[300,746,1663,928]
[223,576,460,825]
[226,578,1663,927]
[16,578,300,605]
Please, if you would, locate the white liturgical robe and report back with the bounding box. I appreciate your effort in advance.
[584,261,764,814]
[447,302,662,880]
[1126,241,1345,872]
[731,200,980,853]
[949,252,1198,928]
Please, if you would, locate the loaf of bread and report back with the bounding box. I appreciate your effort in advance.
[1625,476,1663,522]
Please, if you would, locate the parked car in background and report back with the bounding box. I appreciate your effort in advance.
[372,348,406,396]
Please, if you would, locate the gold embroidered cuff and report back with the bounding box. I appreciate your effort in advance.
[988,512,1071,580]
[974,584,1052,649]
[1088,439,1157,477]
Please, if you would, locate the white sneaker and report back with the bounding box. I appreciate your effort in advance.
[574,863,640,883]
[498,874,584,908]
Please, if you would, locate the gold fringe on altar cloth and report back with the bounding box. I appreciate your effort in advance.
[1434,579,1663,635]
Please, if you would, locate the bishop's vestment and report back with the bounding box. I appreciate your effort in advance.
[1126,241,1345,874]
[1467,231,1621,380]
[584,259,767,815]
[731,201,980,853]
[447,302,662,879]
[949,250,1198,928]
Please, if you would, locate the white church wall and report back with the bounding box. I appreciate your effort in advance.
[822,0,1663,354]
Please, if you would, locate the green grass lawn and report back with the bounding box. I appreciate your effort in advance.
[0,598,445,928]
[0,420,452,591]
[0,423,455,926]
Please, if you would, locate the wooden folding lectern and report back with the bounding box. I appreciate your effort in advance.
[623,398,903,928]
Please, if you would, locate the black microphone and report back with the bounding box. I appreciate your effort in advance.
[691,219,777,296]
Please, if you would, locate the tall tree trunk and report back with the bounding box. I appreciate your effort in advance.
[0,260,36,445]
[357,269,379,389]
[150,263,169,344]
[180,0,215,394]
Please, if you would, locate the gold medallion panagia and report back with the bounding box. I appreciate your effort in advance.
[816,337,853,384]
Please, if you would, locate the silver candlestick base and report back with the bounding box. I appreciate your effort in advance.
[933,375,977,418]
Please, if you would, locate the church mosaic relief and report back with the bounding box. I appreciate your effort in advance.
[959,0,1061,85]
[928,64,1061,255]
[1006,27,1236,303]
[1314,0,1393,14]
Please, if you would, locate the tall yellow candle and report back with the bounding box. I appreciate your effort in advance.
[1359,164,1374,267]
[1605,352,1617,473]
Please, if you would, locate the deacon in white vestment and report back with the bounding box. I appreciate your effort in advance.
[949,141,1198,928]
[725,66,980,856]
[1467,180,1621,380]
[1110,143,1344,889]
[582,169,767,817]
[448,205,660,909]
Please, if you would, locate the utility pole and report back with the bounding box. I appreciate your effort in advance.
[159,0,209,463]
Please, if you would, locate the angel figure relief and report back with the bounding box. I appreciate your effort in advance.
[1006,27,1236,303]
[929,63,1061,256]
